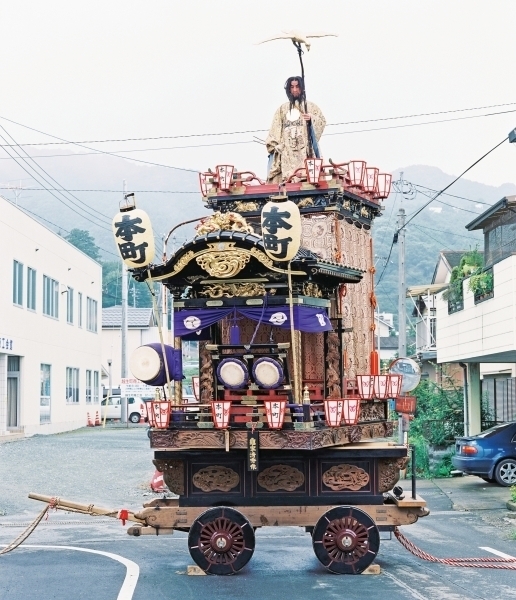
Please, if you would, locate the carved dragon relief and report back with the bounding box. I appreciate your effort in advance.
[322,464,370,491]
[378,457,409,493]
[192,465,240,493]
[257,465,305,492]
[153,459,185,495]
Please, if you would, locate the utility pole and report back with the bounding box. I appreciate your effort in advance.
[397,172,407,359]
[120,180,128,424]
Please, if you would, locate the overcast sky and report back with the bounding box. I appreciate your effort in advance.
[1,1,516,189]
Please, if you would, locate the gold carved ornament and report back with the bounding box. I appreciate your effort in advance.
[257,465,305,492]
[196,250,251,278]
[199,282,266,298]
[192,465,240,492]
[322,464,370,491]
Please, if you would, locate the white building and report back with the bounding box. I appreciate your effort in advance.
[0,196,102,437]
[101,306,159,391]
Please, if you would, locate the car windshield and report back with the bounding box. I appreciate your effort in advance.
[475,423,513,438]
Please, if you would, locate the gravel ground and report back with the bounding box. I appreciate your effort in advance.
[0,426,160,520]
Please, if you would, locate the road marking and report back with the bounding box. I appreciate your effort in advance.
[479,546,516,560]
[3,544,139,600]
[381,569,428,600]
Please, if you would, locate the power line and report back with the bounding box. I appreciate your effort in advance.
[1,101,514,146]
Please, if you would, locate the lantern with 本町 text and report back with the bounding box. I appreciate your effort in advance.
[348,161,366,187]
[364,167,379,193]
[149,401,171,429]
[305,157,323,184]
[263,399,287,429]
[375,173,392,199]
[342,397,361,425]
[356,375,375,400]
[112,202,155,269]
[388,374,403,398]
[216,165,234,191]
[373,375,390,400]
[199,173,213,197]
[261,195,301,262]
[323,398,344,427]
[211,400,232,429]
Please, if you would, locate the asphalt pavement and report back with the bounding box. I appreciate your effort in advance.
[1,426,516,599]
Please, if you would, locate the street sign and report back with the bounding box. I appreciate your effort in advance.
[120,378,155,398]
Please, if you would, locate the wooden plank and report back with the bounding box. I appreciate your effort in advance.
[133,503,425,529]
[362,564,381,575]
[385,493,427,508]
[187,566,206,576]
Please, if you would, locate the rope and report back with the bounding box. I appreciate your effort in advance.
[0,504,51,555]
[394,527,516,570]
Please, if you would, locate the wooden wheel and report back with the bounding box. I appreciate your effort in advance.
[312,506,380,574]
[188,507,255,575]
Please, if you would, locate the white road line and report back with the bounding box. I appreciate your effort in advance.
[3,544,139,600]
[479,546,516,560]
[381,569,429,600]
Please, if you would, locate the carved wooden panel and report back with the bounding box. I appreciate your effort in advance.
[199,341,214,402]
[153,459,184,495]
[257,465,305,492]
[378,457,409,493]
[322,464,370,491]
[192,465,240,492]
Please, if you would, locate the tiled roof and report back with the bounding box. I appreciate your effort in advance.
[102,306,155,328]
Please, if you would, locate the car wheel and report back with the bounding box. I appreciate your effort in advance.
[494,459,516,487]
[481,477,495,483]
[129,413,141,424]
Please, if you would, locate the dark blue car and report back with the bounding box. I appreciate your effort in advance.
[452,422,516,486]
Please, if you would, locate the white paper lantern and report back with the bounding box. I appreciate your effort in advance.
[261,197,301,262]
[112,207,155,268]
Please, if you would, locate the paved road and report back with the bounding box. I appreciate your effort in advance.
[1,428,516,599]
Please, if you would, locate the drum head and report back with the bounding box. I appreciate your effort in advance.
[253,357,284,389]
[130,346,161,383]
[217,358,249,389]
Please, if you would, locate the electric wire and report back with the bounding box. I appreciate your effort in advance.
[1,101,514,145]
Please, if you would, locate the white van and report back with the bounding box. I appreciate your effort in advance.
[100,396,148,423]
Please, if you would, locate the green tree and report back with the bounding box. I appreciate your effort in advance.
[65,229,101,261]
[102,260,154,308]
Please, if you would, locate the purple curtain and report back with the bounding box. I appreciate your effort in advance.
[173,305,332,337]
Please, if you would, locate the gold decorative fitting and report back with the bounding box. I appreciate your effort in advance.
[192,465,240,492]
[298,197,314,208]
[195,211,254,235]
[322,464,370,491]
[199,282,266,298]
[302,282,322,298]
[233,201,259,212]
[196,250,251,278]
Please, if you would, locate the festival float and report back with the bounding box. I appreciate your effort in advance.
[30,34,429,575]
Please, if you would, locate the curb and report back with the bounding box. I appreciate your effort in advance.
[507,501,516,512]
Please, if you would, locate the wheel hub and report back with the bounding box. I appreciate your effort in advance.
[336,529,358,551]
[210,532,233,552]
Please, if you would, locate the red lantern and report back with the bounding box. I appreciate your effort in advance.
[364,167,379,193]
[305,157,324,184]
[375,173,392,199]
[211,400,232,429]
[264,399,287,429]
[199,173,211,197]
[373,375,390,400]
[342,397,360,425]
[216,165,234,191]
[395,396,417,415]
[323,398,344,427]
[149,401,171,429]
[348,161,366,187]
[356,375,375,400]
[388,374,403,398]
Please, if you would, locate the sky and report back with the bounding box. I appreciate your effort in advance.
[1,0,516,189]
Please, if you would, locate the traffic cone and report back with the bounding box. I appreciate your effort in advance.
[94,411,101,426]
[150,470,165,492]
[87,412,94,427]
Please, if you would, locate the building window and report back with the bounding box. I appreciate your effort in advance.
[27,267,36,310]
[13,260,23,306]
[93,371,99,404]
[87,297,98,332]
[86,370,92,403]
[43,275,59,318]
[66,367,79,403]
[67,287,74,324]
[40,364,51,424]
[78,292,83,327]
